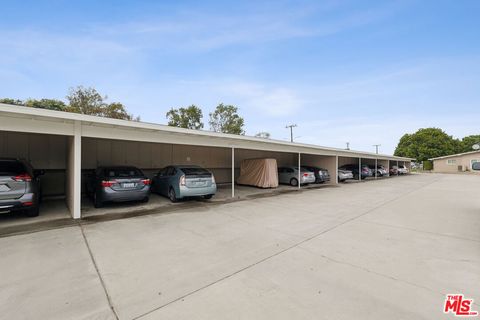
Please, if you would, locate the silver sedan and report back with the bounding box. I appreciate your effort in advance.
[278,166,316,186]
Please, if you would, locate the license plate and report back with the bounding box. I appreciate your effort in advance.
[0,184,9,192]
[123,183,136,188]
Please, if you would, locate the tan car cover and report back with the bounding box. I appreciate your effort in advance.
[237,158,279,188]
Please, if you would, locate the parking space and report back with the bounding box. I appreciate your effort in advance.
[77,140,338,219]
[0,131,72,222]
[0,199,70,228]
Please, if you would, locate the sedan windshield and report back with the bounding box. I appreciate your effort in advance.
[104,168,143,178]
[180,167,210,175]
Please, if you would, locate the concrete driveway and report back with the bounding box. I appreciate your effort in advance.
[1,173,478,319]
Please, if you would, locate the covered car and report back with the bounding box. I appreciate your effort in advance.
[236,158,279,188]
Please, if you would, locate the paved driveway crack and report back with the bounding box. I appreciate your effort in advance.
[78,222,120,320]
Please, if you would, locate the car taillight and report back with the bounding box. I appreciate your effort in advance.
[179,175,186,186]
[13,173,32,182]
[142,179,151,185]
[101,180,116,188]
[211,175,215,184]
[303,173,309,177]
[22,201,34,206]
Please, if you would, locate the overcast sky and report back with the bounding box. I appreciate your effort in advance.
[1,0,479,154]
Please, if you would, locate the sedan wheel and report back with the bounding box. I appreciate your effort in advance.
[168,188,178,203]
[290,178,298,186]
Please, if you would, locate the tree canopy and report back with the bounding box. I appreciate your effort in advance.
[394,128,460,161]
[209,103,245,135]
[458,135,480,153]
[166,105,203,129]
[0,98,23,106]
[1,86,138,121]
[25,98,67,111]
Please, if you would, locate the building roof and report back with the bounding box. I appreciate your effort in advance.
[0,103,413,161]
[429,150,480,161]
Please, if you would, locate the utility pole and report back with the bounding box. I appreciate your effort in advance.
[285,124,297,142]
[346,142,350,150]
[373,144,381,154]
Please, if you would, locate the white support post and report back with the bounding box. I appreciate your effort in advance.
[335,155,339,184]
[68,121,82,219]
[396,160,399,176]
[358,158,362,181]
[375,158,378,180]
[231,147,235,198]
[298,152,301,189]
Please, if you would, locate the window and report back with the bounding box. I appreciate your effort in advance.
[158,168,167,176]
[105,167,143,177]
[446,159,457,165]
[180,167,209,175]
[0,160,27,175]
[166,167,176,176]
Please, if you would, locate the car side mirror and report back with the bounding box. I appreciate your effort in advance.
[34,169,45,177]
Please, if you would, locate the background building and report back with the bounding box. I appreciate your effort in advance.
[430,150,480,173]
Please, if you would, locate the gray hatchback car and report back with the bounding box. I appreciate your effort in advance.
[152,165,216,202]
[0,158,44,217]
[86,166,151,208]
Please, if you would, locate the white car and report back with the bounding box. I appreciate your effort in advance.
[278,166,315,186]
[398,165,409,175]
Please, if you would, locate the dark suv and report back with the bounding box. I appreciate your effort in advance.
[301,165,330,183]
[0,158,44,217]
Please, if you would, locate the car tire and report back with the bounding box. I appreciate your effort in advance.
[290,178,298,186]
[141,196,149,203]
[168,188,178,203]
[203,194,213,200]
[93,192,104,208]
[25,206,39,217]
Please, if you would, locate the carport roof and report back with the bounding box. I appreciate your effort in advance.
[429,150,480,160]
[0,103,413,161]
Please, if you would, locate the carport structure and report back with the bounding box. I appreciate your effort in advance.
[0,104,412,220]
[338,155,392,181]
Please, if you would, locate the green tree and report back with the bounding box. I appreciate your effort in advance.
[255,132,271,139]
[166,105,203,129]
[66,86,105,116]
[25,98,67,111]
[66,86,138,120]
[394,128,459,161]
[0,98,23,105]
[209,103,245,135]
[103,102,139,120]
[457,135,480,153]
